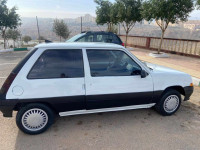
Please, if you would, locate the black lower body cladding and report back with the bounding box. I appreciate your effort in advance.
[0,96,85,117]
[184,86,194,101]
[0,86,194,117]
[86,92,153,110]
[0,92,154,117]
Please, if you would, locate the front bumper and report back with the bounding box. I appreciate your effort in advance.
[184,86,194,101]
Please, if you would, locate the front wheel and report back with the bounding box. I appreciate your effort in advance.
[155,89,181,116]
[16,103,55,135]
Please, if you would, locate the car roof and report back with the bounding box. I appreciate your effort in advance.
[81,31,115,34]
[35,42,124,49]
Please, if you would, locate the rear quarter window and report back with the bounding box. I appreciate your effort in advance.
[27,49,84,79]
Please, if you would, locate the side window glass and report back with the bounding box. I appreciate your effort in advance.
[97,34,103,42]
[87,50,141,77]
[87,35,94,42]
[77,36,86,42]
[77,35,94,42]
[96,34,113,43]
[28,49,84,79]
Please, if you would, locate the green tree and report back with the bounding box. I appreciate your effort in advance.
[23,35,32,44]
[94,0,118,32]
[53,19,70,41]
[6,29,20,47]
[116,0,143,47]
[197,0,200,9]
[108,25,118,34]
[142,0,194,54]
[0,0,21,49]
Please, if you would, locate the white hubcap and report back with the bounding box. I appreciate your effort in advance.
[22,108,48,131]
[163,95,180,113]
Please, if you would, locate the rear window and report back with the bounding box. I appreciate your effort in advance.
[28,49,84,79]
[113,35,122,44]
[12,48,38,74]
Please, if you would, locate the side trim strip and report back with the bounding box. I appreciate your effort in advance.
[59,103,156,117]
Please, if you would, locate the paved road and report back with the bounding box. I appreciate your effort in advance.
[0,51,200,150]
[0,51,27,86]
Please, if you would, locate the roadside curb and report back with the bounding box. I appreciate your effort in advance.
[192,77,200,87]
[0,48,13,53]
[0,47,33,53]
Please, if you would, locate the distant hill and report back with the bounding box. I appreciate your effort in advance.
[19,14,101,41]
[1,14,199,41]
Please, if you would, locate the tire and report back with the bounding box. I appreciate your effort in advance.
[16,103,55,135]
[155,89,181,116]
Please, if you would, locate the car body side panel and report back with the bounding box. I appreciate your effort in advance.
[152,73,192,92]
[5,48,86,112]
[148,64,193,103]
[147,63,192,91]
[83,48,154,109]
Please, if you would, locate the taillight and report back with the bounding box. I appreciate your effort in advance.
[0,72,17,95]
[122,43,125,46]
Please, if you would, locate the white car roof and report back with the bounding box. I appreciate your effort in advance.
[35,42,124,49]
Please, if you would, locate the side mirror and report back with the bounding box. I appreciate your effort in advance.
[141,70,148,78]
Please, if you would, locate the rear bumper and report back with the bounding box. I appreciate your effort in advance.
[0,96,15,117]
[184,86,194,101]
[0,105,13,117]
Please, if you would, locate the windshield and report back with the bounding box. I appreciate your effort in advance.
[66,33,86,42]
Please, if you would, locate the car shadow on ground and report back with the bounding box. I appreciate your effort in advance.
[14,101,200,150]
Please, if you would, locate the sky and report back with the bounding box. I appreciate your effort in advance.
[7,0,200,20]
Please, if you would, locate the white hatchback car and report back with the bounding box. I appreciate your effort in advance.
[0,43,193,134]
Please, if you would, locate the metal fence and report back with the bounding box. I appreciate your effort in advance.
[120,35,200,58]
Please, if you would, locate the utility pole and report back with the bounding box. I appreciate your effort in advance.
[36,16,41,43]
[81,16,82,33]
[118,23,120,35]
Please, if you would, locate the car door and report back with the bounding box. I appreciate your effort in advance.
[84,48,154,110]
[13,49,86,112]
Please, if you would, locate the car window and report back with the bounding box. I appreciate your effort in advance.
[66,33,86,42]
[112,35,121,44]
[28,49,84,79]
[96,34,113,43]
[76,34,94,42]
[87,50,141,77]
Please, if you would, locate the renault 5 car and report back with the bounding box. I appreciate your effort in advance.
[0,43,193,134]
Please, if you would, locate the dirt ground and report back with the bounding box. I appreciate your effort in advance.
[0,51,200,150]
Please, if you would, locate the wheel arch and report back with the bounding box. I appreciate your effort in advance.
[163,86,185,96]
[153,86,185,104]
[14,102,58,114]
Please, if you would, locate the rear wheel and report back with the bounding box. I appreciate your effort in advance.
[155,89,181,116]
[16,103,55,135]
